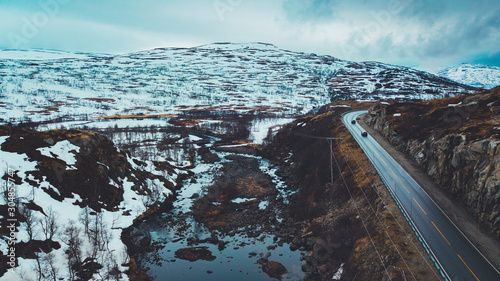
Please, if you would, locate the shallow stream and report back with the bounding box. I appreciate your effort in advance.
[136,146,305,280]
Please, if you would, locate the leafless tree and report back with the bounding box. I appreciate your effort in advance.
[79,206,91,240]
[142,180,163,208]
[40,206,59,240]
[20,205,37,241]
[63,221,83,281]
[33,252,43,281]
[42,252,59,281]
[104,251,121,281]
[89,212,111,260]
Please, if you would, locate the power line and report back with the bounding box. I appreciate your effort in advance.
[285,127,343,140]
[336,139,418,281]
[339,138,442,280]
[283,121,438,279]
[329,140,391,280]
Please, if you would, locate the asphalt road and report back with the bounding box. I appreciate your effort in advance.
[343,110,500,281]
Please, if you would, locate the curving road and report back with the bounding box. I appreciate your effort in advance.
[342,110,500,281]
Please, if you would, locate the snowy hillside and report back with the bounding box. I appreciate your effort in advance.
[0,43,475,124]
[0,125,197,280]
[0,49,97,60]
[437,64,500,89]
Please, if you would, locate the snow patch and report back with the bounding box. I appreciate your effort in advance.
[259,201,269,210]
[249,118,293,145]
[231,198,256,204]
[218,144,249,148]
[447,102,462,107]
[332,263,344,280]
[37,140,81,166]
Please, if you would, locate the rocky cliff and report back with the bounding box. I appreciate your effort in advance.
[365,87,500,239]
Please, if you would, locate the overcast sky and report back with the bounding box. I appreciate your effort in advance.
[1,0,499,71]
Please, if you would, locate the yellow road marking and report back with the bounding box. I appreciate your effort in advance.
[413,198,427,215]
[389,168,397,178]
[399,181,410,194]
[369,145,379,155]
[366,143,381,157]
[432,221,450,245]
[382,159,387,165]
[458,254,480,281]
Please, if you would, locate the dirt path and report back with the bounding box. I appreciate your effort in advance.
[359,113,500,271]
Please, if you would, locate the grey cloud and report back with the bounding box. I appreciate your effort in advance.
[336,5,500,69]
[282,0,500,25]
[282,0,338,22]
[283,0,500,68]
[474,52,500,66]
[416,10,500,58]
[399,0,500,23]
[1,0,499,70]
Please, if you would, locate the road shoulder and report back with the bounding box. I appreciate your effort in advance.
[359,113,500,270]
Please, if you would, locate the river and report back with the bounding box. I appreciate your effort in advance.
[133,144,306,280]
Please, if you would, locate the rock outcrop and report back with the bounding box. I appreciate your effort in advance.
[365,87,500,238]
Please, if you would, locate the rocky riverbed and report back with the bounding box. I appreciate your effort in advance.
[124,142,308,280]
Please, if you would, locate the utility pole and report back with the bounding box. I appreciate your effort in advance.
[329,139,333,188]
[328,138,344,189]
[289,128,342,190]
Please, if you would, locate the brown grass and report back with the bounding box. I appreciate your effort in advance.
[95,113,176,119]
[379,86,500,141]
[334,115,443,281]
[168,118,202,126]
[83,98,116,102]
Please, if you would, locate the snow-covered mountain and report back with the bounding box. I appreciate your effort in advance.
[0,43,482,280]
[0,43,475,124]
[0,49,96,61]
[437,64,500,89]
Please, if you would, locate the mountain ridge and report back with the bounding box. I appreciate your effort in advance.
[0,43,476,125]
[438,63,500,89]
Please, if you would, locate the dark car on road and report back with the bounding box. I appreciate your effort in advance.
[351,120,356,124]
[361,132,368,137]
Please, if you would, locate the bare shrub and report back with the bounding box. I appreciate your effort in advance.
[40,206,59,240]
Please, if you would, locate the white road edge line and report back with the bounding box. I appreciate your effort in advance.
[343,110,500,276]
